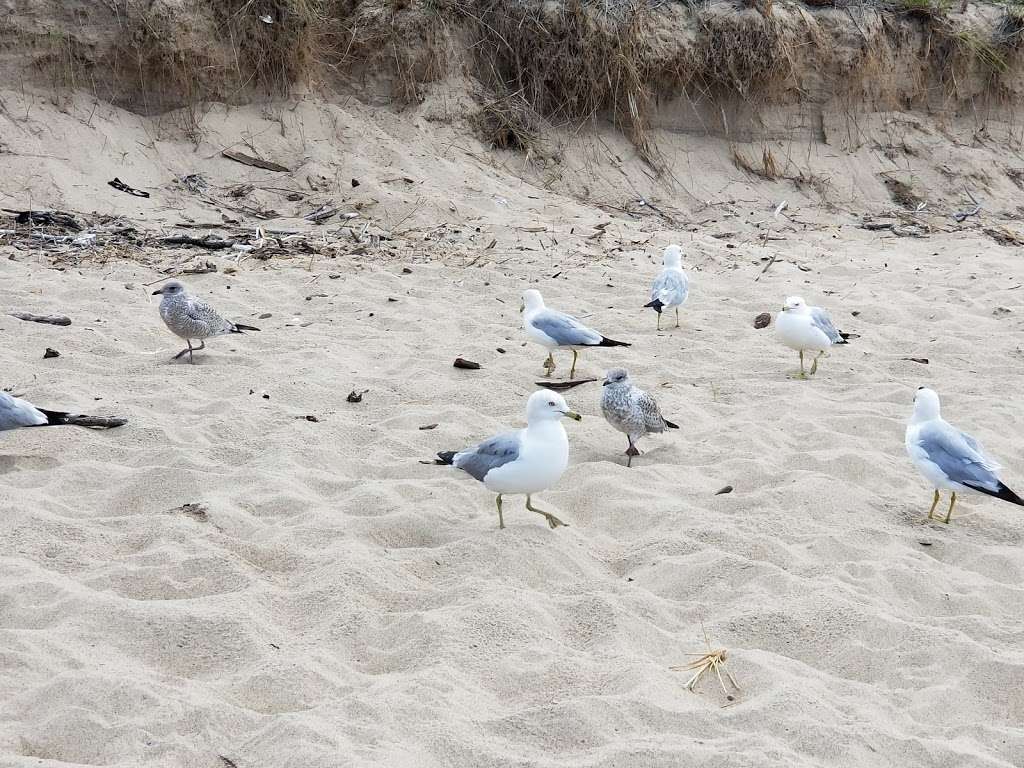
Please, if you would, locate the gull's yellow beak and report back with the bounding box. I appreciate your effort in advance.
[564,411,582,421]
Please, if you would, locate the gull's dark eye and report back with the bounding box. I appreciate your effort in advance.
[548,401,555,406]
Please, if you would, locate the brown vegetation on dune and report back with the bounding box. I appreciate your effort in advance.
[9,0,1024,155]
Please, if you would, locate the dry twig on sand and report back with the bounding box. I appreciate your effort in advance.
[671,625,740,695]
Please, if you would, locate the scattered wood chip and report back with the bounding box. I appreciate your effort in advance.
[419,423,438,430]
[9,312,71,326]
[903,357,929,365]
[715,485,734,495]
[454,357,481,370]
[178,502,209,522]
[43,347,60,359]
[182,261,218,274]
[402,267,413,274]
[347,389,368,403]
[496,347,506,354]
[222,149,290,173]
[918,540,933,546]
[303,415,320,422]
[753,313,771,329]
[534,378,597,390]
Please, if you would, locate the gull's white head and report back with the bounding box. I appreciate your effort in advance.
[526,389,581,424]
[912,386,941,422]
[152,280,186,298]
[602,368,631,388]
[663,244,683,268]
[782,296,807,313]
[521,289,545,314]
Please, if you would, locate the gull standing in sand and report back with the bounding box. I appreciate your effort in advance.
[521,288,630,378]
[1,391,126,432]
[152,280,260,363]
[775,295,849,378]
[644,244,689,330]
[600,368,678,467]
[434,389,581,529]
[906,386,1024,524]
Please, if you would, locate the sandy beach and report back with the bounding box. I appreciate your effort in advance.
[3,2,1024,763]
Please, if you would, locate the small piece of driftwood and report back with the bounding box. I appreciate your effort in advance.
[161,235,236,250]
[534,378,598,391]
[222,149,290,173]
[65,415,128,429]
[9,312,72,326]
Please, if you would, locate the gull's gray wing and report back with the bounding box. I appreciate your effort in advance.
[637,390,669,432]
[454,430,522,482]
[186,297,236,335]
[917,421,1002,493]
[810,307,843,344]
[531,309,603,347]
[650,269,688,306]
[0,391,46,431]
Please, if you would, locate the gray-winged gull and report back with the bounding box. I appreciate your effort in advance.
[1,390,126,431]
[775,295,849,378]
[644,244,689,330]
[521,288,629,378]
[435,389,581,529]
[906,386,1024,524]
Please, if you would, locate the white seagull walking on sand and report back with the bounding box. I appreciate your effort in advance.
[775,295,849,378]
[435,389,581,529]
[152,280,261,364]
[906,386,1024,524]
[521,288,630,378]
[644,244,689,330]
[0,391,126,432]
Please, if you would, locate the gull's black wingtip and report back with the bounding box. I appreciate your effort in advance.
[233,324,261,333]
[597,337,631,348]
[664,419,680,429]
[965,481,1024,506]
[435,451,457,466]
[644,299,664,314]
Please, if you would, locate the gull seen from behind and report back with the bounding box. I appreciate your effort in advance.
[644,244,689,330]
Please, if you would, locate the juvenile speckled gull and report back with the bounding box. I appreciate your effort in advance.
[644,244,689,330]
[435,389,581,529]
[600,368,678,467]
[0,390,126,431]
[775,295,849,378]
[521,288,629,378]
[905,386,1024,524]
[152,280,260,363]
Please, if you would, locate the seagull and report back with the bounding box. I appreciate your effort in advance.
[775,296,850,378]
[600,368,678,466]
[906,387,1024,524]
[152,280,260,363]
[644,244,689,330]
[434,389,581,529]
[1,390,126,431]
[521,289,630,378]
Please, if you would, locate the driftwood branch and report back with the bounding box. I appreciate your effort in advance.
[534,378,598,390]
[65,415,128,429]
[8,312,72,326]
